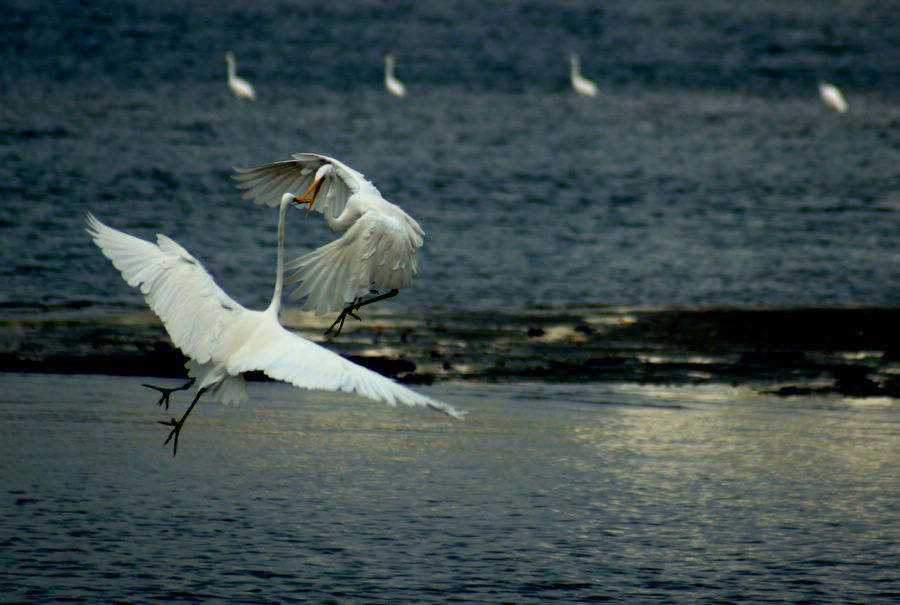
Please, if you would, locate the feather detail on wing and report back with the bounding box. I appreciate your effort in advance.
[232,153,379,221]
[284,211,422,315]
[226,324,466,419]
[86,213,241,366]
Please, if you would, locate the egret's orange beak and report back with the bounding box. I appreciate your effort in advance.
[297,177,325,217]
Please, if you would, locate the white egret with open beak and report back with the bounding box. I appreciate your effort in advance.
[233,153,425,336]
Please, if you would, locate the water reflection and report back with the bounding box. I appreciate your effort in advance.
[2,375,898,603]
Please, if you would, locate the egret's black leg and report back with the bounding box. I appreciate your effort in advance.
[357,288,400,308]
[325,289,400,337]
[141,378,196,410]
[158,386,207,456]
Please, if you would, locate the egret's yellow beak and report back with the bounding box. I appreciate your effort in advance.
[297,177,325,217]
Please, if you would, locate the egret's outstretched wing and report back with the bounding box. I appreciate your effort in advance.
[232,153,378,221]
[227,322,465,419]
[86,213,241,365]
[284,210,422,314]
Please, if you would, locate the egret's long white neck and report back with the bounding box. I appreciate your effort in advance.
[226,55,236,79]
[267,195,292,314]
[570,56,580,80]
[386,56,395,78]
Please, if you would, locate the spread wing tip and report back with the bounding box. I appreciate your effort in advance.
[428,401,467,420]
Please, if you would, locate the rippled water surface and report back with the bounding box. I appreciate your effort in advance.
[2,374,899,602]
[2,0,900,315]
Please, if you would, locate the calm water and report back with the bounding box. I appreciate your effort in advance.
[1,373,899,603]
[2,0,900,315]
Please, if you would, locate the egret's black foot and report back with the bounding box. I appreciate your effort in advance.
[141,378,195,410]
[325,305,362,336]
[155,386,207,457]
[158,417,185,456]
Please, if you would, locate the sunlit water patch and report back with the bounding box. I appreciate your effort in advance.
[1,374,898,602]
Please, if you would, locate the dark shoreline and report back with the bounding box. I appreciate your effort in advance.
[3,306,900,399]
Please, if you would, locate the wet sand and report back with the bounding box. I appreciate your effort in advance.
[2,306,899,398]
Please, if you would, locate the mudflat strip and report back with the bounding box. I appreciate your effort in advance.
[3,307,899,398]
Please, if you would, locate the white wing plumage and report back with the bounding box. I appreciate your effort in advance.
[226,324,464,418]
[284,209,421,314]
[233,153,377,221]
[86,213,464,419]
[86,212,241,366]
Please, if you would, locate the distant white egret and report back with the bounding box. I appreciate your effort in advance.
[233,153,424,336]
[224,51,256,100]
[384,54,406,98]
[818,81,848,113]
[86,193,463,454]
[568,54,598,97]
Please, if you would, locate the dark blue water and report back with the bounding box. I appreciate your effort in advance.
[2,0,900,315]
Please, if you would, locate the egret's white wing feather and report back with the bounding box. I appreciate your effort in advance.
[291,153,377,197]
[226,324,465,418]
[87,206,465,435]
[285,210,421,314]
[233,160,314,207]
[233,153,380,221]
[285,239,364,314]
[86,213,241,366]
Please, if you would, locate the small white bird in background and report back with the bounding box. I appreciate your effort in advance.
[224,51,256,100]
[233,154,426,337]
[86,194,463,454]
[818,81,848,113]
[384,54,406,97]
[568,53,598,97]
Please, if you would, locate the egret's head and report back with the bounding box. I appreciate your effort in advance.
[315,164,334,182]
[281,192,302,207]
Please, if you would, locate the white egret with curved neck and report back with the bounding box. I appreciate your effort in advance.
[384,54,406,97]
[818,81,848,113]
[233,153,424,336]
[568,54,598,97]
[224,51,256,100]
[86,193,464,454]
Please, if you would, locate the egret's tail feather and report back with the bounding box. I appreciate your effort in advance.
[187,360,248,405]
[285,242,365,316]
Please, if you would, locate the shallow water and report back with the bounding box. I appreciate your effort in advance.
[2,373,898,602]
